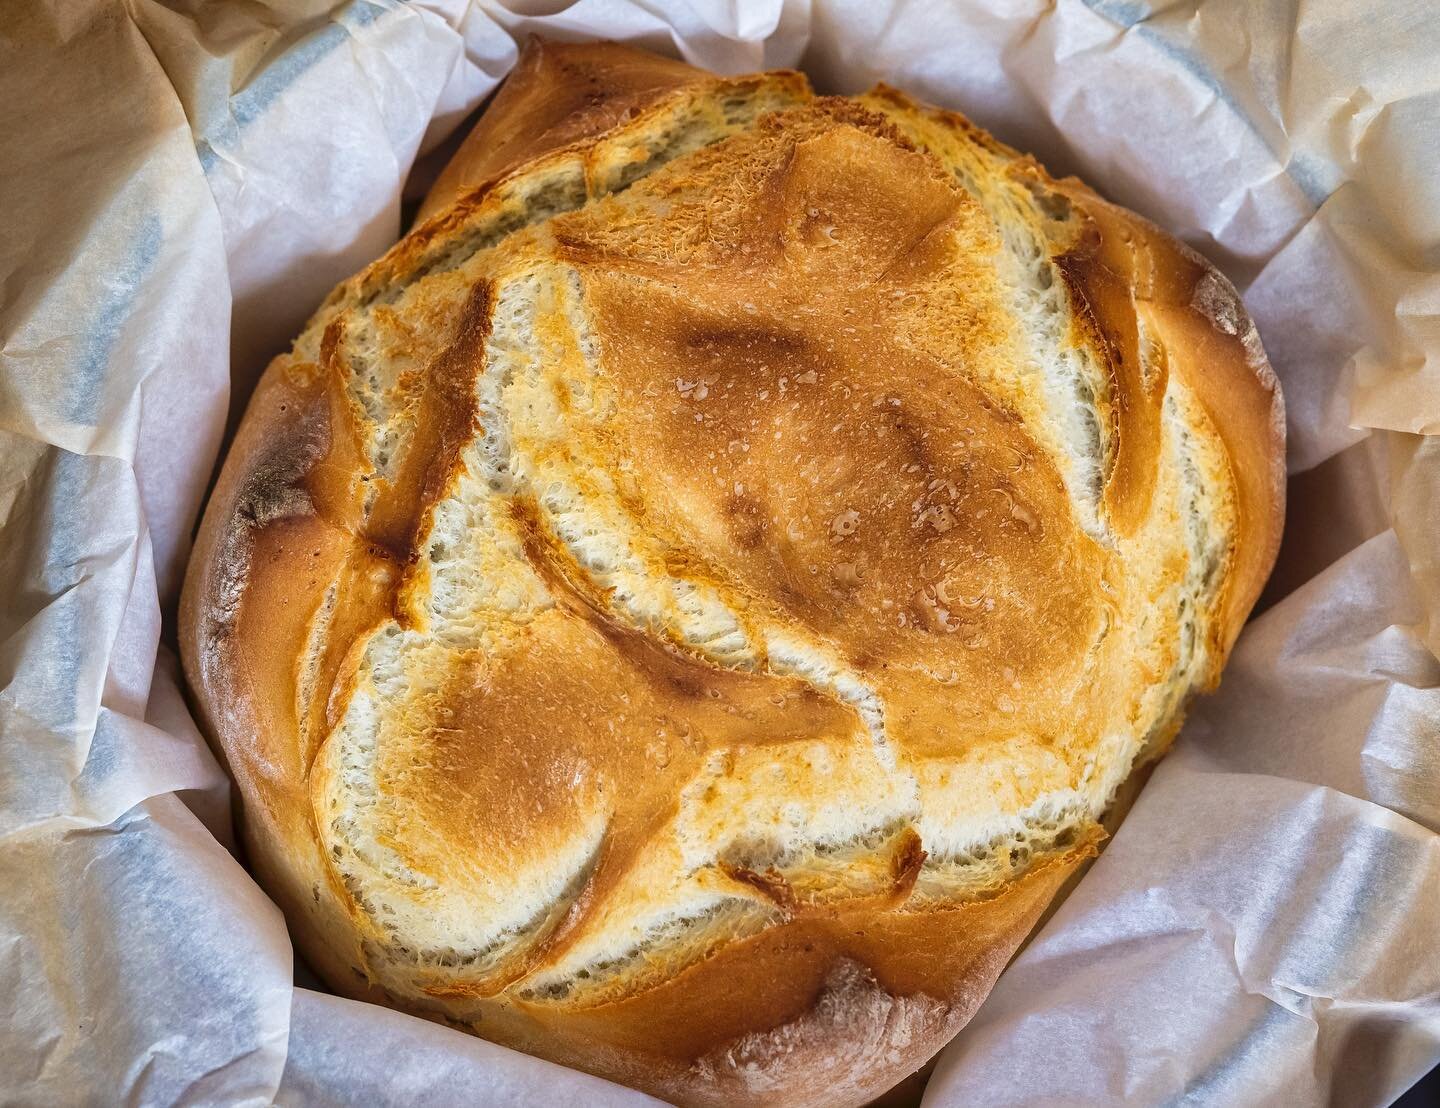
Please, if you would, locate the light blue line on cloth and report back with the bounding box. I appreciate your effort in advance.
[195,0,392,174]
[1081,0,1333,207]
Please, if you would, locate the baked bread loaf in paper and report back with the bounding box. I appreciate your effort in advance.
[180,38,1284,1107]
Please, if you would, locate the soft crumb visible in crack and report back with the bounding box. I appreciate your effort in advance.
[689,959,950,1103]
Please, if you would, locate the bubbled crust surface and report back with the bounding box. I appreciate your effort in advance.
[180,39,1284,1108]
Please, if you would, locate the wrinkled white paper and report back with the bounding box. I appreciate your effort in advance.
[1,1,1436,1104]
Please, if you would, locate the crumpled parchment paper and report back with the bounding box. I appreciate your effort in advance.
[1,2,1436,1104]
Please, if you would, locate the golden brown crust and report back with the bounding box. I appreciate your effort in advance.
[420,38,707,224]
[860,83,1284,664]
[1091,201,1285,656]
[181,40,1284,1108]
[514,842,1093,1107]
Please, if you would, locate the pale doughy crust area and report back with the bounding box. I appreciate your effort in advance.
[180,39,1284,1108]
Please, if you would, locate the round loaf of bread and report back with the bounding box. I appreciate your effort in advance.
[181,38,1284,1107]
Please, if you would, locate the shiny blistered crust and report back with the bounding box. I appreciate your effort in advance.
[181,39,1283,1108]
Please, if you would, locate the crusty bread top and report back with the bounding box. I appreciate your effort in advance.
[419,39,707,224]
[180,38,1283,1107]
